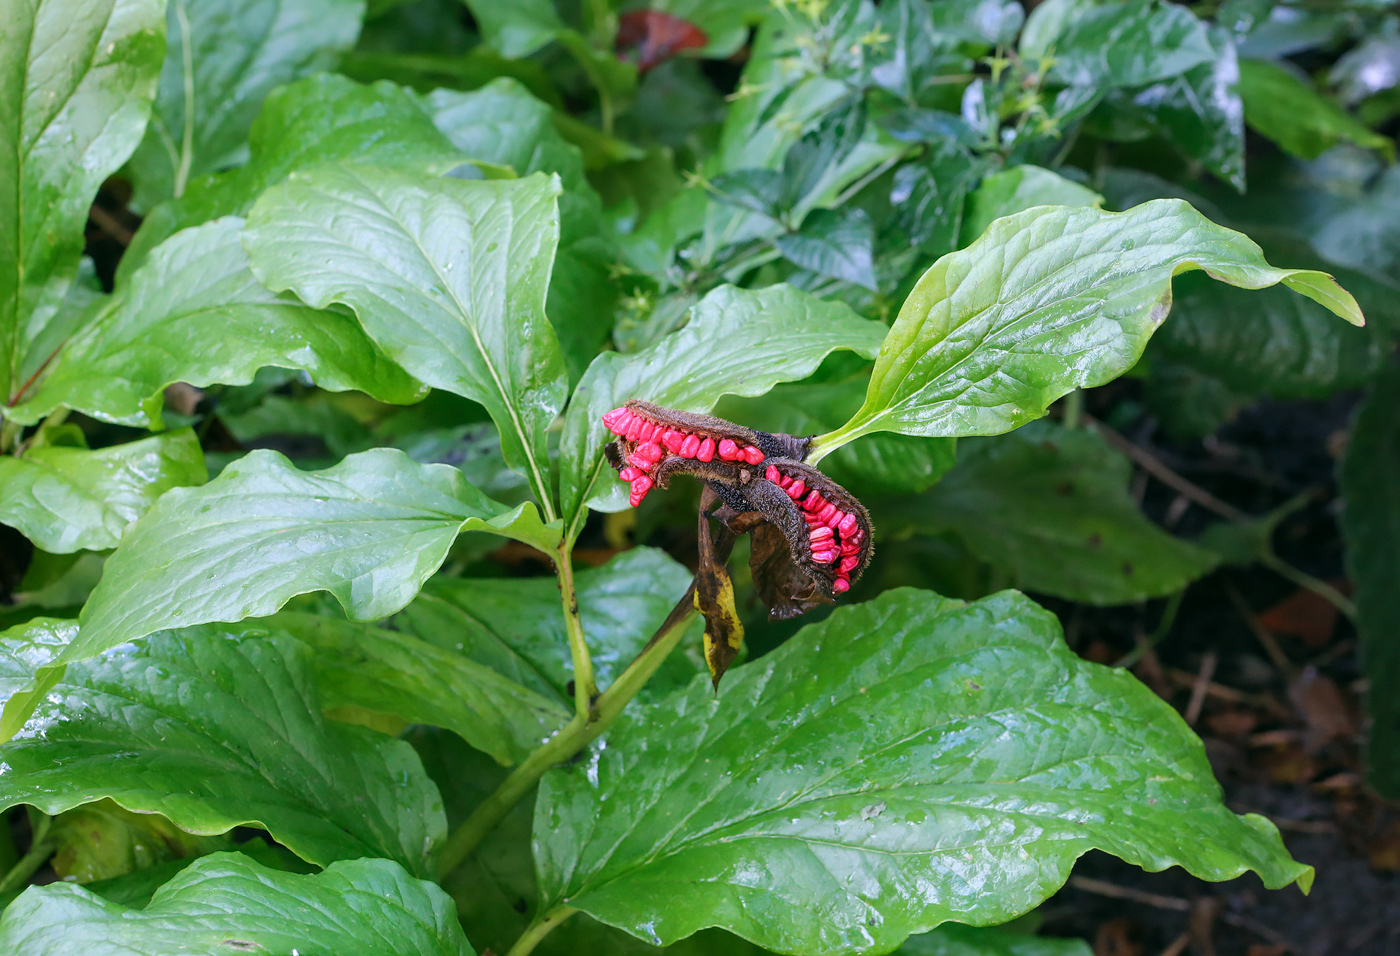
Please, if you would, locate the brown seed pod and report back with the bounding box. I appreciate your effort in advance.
[744,459,873,598]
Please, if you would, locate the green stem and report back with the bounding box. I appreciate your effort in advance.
[1259,552,1359,623]
[1061,389,1084,430]
[435,594,698,880]
[806,417,874,466]
[556,548,597,721]
[0,814,52,895]
[0,419,22,455]
[506,906,579,956]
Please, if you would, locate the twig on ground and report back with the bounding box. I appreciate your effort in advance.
[1184,649,1218,725]
[1225,583,1297,678]
[1066,876,1191,911]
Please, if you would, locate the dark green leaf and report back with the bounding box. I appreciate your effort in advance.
[961,165,1102,245]
[776,208,878,290]
[535,588,1311,954]
[463,0,563,58]
[1020,0,1214,89]
[0,624,444,873]
[1238,58,1395,162]
[815,200,1363,454]
[395,548,702,703]
[1314,165,1400,276]
[44,447,558,691]
[893,422,1219,604]
[125,0,366,208]
[1341,364,1400,798]
[1,0,165,405]
[558,284,888,540]
[897,925,1091,956]
[0,853,473,955]
[9,217,424,428]
[0,430,205,553]
[244,166,567,506]
[48,799,229,883]
[269,611,569,765]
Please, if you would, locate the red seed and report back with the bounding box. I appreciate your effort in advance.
[825,510,844,530]
[602,408,626,430]
[660,429,683,453]
[837,513,858,535]
[786,479,806,499]
[765,465,780,483]
[816,503,838,523]
[618,467,642,481]
[680,434,701,457]
[717,439,741,460]
[638,421,658,442]
[777,473,793,488]
[609,410,633,434]
[629,475,653,505]
[625,417,645,441]
[810,549,836,564]
[839,540,860,556]
[832,578,850,594]
[804,513,824,526]
[696,437,715,462]
[804,490,824,509]
[809,527,834,543]
[742,446,765,465]
[839,555,859,573]
[631,442,663,465]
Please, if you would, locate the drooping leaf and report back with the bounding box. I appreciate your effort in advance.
[0,853,474,956]
[125,0,367,208]
[0,430,205,553]
[814,200,1363,454]
[775,207,879,291]
[960,165,1103,245]
[1019,0,1215,89]
[1,0,166,405]
[46,448,559,686]
[695,500,744,685]
[269,611,569,766]
[121,73,472,275]
[422,80,620,380]
[463,0,564,58]
[9,217,424,427]
[891,422,1219,605]
[0,624,445,873]
[559,284,888,540]
[244,166,567,505]
[0,618,76,744]
[534,588,1311,955]
[1341,364,1400,799]
[1238,58,1395,162]
[394,548,702,704]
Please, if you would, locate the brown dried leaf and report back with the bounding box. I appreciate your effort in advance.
[1259,588,1340,649]
[1288,666,1356,754]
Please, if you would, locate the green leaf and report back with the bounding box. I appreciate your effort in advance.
[1238,58,1395,162]
[1,0,165,405]
[815,200,1364,454]
[268,611,569,766]
[394,548,703,705]
[423,80,619,381]
[0,618,75,744]
[534,588,1311,955]
[0,624,445,873]
[48,799,229,884]
[775,208,878,291]
[1341,364,1400,799]
[244,166,567,508]
[897,925,1091,956]
[463,0,564,58]
[9,217,425,428]
[893,422,1219,604]
[1020,0,1215,89]
[558,284,888,540]
[125,0,367,208]
[0,430,205,553]
[0,852,473,955]
[50,447,558,684]
[961,166,1103,245]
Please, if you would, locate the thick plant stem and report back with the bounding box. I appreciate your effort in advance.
[0,815,51,895]
[435,592,697,880]
[555,547,597,721]
[506,905,579,956]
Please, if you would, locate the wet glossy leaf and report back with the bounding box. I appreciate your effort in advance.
[1238,58,1395,162]
[775,208,878,290]
[818,200,1363,452]
[1341,365,1400,799]
[244,166,566,504]
[0,619,76,744]
[1314,165,1400,276]
[125,0,366,208]
[559,285,887,540]
[0,624,444,873]
[0,430,205,553]
[893,422,1219,604]
[464,0,563,58]
[1,0,165,405]
[961,166,1102,245]
[50,447,559,687]
[535,588,1310,955]
[394,548,702,703]
[423,80,619,381]
[1020,0,1214,89]
[0,853,473,956]
[9,217,424,428]
[269,611,569,766]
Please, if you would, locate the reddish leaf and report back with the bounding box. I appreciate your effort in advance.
[1258,587,1343,649]
[616,10,708,72]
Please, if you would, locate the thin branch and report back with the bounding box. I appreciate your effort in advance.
[1225,583,1296,679]
[555,547,597,721]
[1184,649,1217,726]
[1085,415,1246,521]
[88,203,133,245]
[1066,875,1191,911]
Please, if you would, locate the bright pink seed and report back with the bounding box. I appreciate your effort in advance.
[659,430,681,453]
[631,442,663,465]
[804,490,824,509]
[680,434,701,457]
[839,540,860,556]
[602,408,626,430]
[638,421,658,442]
[786,479,806,500]
[810,549,836,564]
[765,465,780,483]
[742,446,765,465]
[837,513,858,535]
[610,410,634,434]
[804,513,824,526]
[816,503,838,523]
[832,578,850,594]
[618,466,642,481]
[839,555,860,573]
[696,437,715,462]
[625,417,644,441]
[809,527,834,543]
[717,439,741,460]
[825,510,845,530]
